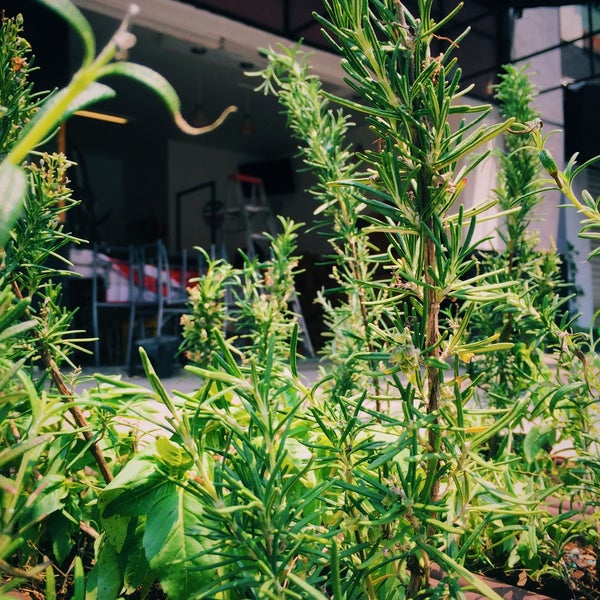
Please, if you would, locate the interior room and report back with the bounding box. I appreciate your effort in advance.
[5,0,600,366]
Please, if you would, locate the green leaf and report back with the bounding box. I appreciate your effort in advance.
[416,540,504,600]
[286,572,330,600]
[99,455,171,519]
[64,82,116,115]
[100,62,181,115]
[0,161,26,248]
[523,424,556,464]
[155,436,194,470]
[45,565,56,600]
[0,295,31,333]
[0,434,52,468]
[46,513,76,565]
[34,0,95,65]
[101,62,239,136]
[17,83,115,145]
[85,536,122,600]
[98,454,171,553]
[73,556,85,600]
[143,483,216,600]
[0,320,37,342]
[122,519,152,594]
[28,474,67,523]
[102,513,131,555]
[435,119,514,170]
[140,348,178,415]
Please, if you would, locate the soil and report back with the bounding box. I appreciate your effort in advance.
[474,539,599,600]
[557,540,599,599]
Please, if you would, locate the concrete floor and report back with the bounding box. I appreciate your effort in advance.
[75,357,323,395]
[72,358,325,442]
[71,356,581,461]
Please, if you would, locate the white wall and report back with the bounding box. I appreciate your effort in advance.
[167,143,336,260]
[167,140,258,255]
[512,7,564,252]
[512,7,595,327]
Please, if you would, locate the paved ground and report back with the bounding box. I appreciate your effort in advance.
[72,358,325,441]
[72,357,581,460]
[75,357,323,394]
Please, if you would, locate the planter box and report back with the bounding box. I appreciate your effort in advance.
[132,335,180,378]
[431,565,557,599]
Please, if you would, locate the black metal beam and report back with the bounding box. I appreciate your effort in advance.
[474,0,579,7]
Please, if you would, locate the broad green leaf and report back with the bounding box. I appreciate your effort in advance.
[523,424,556,464]
[28,474,67,523]
[99,455,171,519]
[8,83,116,165]
[64,82,116,115]
[143,483,216,600]
[85,536,122,600]
[98,454,171,552]
[101,512,131,554]
[0,161,26,248]
[73,556,85,600]
[17,83,115,145]
[47,513,76,565]
[101,62,181,114]
[283,436,312,472]
[155,436,194,470]
[34,0,95,65]
[122,519,152,594]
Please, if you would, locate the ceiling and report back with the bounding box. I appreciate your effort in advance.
[70,0,576,158]
[179,0,576,52]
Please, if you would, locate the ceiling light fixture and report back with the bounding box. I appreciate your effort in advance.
[240,97,254,135]
[190,66,210,127]
[191,103,210,127]
[73,109,129,124]
[240,113,254,136]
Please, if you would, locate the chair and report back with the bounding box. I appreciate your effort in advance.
[155,241,204,337]
[91,241,167,372]
[126,241,165,371]
[91,244,138,368]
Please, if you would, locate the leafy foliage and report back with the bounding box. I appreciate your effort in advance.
[467,63,573,412]
[3,0,600,599]
[0,1,234,596]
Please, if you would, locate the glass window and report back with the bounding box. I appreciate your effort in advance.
[560,5,585,45]
[561,5,600,54]
[590,8,600,54]
[513,7,561,59]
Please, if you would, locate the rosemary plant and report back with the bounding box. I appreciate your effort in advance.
[468,64,573,420]
[5,0,598,597]
[258,1,520,593]
[98,2,600,599]
[0,2,235,595]
[187,0,528,596]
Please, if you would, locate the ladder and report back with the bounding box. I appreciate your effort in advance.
[225,173,315,358]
